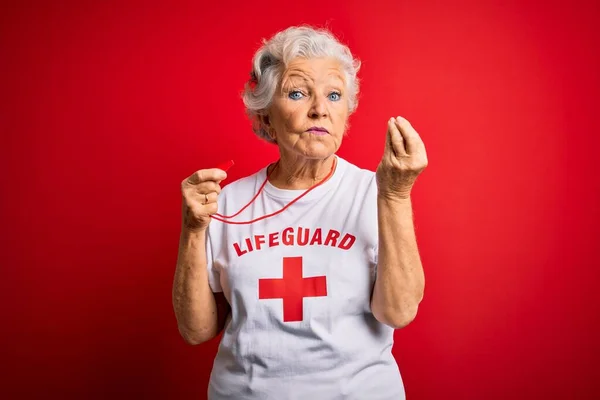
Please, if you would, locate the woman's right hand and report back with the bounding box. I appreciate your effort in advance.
[180,168,227,232]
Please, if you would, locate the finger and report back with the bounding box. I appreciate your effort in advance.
[182,181,221,196]
[190,201,218,218]
[395,116,423,155]
[194,181,221,194]
[202,192,218,204]
[385,118,394,152]
[190,192,217,206]
[186,168,227,185]
[204,202,219,216]
[385,118,395,156]
[389,117,409,157]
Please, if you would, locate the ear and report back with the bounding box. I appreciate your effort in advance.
[259,114,276,142]
[259,114,270,127]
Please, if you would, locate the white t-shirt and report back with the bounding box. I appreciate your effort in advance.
[205,155,405,400]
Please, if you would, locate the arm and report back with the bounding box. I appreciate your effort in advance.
[371,196,424,329]
[174,167,230,345]
[172,227,229,345]
[371,116,428,329]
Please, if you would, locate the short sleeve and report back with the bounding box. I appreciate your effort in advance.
[205,226,223,293]
[368,173,379,267]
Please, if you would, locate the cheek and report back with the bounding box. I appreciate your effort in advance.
[269,105,289,130]
[332,101,348,116]
[333,108,349,127]
[283,106,305,128]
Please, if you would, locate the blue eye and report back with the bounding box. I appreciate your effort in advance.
[328,92,341,101]
[289,90,304,100]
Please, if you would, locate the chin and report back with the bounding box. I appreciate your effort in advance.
[299,145,336,159]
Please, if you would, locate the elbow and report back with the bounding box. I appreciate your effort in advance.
[386,307,419,329]
[372,296,422,329]
[374,306,419,329]
[181,334,204,346]
[178,326,214,346]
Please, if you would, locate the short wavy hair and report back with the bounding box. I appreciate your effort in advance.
[242,25,362,143]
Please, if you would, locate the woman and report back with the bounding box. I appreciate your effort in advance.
[173,25,428,399]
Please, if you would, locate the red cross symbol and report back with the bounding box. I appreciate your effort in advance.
[258,256,327,322]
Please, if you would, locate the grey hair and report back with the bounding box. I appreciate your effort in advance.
[242,25,361,143]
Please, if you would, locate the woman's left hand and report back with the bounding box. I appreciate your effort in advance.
[376,116,428,200]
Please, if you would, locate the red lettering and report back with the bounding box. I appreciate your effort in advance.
[282,227,294,246]
[254,235,266,250]
[309,228,323,245]
[338,233,356,250]
[297,227,309,246]
[233,242,247,257]
[234,228,354,253]
[269,232,280,247]
[324,230,340,246]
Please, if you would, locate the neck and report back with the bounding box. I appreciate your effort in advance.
[268,155,336,190]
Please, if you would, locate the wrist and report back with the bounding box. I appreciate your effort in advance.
[180,224,207,239]
[377,192,412,205]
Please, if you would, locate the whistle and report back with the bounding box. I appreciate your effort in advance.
[217,160,235,172]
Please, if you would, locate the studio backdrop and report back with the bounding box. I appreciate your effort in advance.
[2,1,599,399]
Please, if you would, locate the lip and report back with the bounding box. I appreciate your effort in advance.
[307,127,329,134]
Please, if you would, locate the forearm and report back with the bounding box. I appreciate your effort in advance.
[371,196,425,329]
[172,227,219,344]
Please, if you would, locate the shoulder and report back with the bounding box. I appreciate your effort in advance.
[337,156,377,188]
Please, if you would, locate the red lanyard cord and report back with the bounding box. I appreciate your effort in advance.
[211,158,337,225]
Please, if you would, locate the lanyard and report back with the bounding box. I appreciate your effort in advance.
[212,158,337,225]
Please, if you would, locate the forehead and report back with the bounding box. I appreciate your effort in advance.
[282,57,346,84]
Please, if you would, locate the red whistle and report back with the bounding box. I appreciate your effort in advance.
[217,159,235,172]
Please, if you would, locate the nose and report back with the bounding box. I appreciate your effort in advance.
[308,95,328,119]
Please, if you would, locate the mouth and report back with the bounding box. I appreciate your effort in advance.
[307,127,329,135]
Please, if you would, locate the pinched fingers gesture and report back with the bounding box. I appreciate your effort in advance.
[181,168,227,231]
[376,116,428,200]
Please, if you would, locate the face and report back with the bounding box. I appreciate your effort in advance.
[264,57,350,160]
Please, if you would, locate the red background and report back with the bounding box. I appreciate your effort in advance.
[2,0,599,398]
